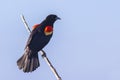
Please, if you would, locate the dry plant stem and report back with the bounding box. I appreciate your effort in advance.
[20,14,62,80]
[40,50,62,80]
[20,14,31,33]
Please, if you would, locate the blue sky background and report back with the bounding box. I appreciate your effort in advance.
[0,0,120,80]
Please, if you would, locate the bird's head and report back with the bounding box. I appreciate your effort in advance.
[45,14,61,24]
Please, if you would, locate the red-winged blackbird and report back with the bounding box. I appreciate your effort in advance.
[17,14,60,72]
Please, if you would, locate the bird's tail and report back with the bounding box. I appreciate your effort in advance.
[17,47,40,72]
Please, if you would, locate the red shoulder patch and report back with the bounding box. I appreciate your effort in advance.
[44,26,53,32]
[44,26,53,35]
[32,24,40,30]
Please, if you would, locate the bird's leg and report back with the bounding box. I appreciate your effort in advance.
[40,50,47,57]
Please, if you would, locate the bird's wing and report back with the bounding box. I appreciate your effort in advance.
[24,24,41,49]
[32,24,40,30]
[24,30,38,49]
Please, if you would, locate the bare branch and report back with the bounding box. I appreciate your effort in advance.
[20,14,31,33]
[20,14,62,80]
[40,50,62,80]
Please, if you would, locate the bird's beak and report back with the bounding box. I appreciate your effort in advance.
[56,17,61,20]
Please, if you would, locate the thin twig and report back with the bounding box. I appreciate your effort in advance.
[20,14,62,80]
[40,50,62,80]
[20,14,31,33]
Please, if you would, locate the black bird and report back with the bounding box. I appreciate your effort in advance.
[17,14,60,72]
